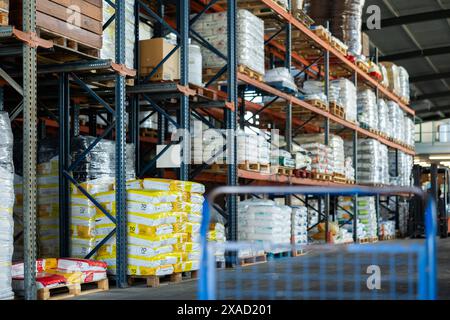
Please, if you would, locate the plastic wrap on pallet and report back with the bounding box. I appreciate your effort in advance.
[238,199,291,255]
[292,144,312,170]
[387,101,404,141]
[302,80,327,103]
[292,206,308,245]
[357,139,389,185]
[377,99,389,136]
[264,67,298,93]
[0,112,14,300]
[295,134,344,176]
[305,0,365,56]
[94,182,205,275]
[102,0,135,70]
[139,111,158,130]
[14,140,60,260]
[379,63,389,88]
[330,78,357,123]
[344,157,355,181]
[71,136,135,182]
[295,141,333,175]
[404,116,415,147]
[192,10,265,76]
[357,89,378,130]
[381,62,401,97]
[379,221,395,238]
[398,66,410,103]
[357,197,377,239]
[388,150,412,187]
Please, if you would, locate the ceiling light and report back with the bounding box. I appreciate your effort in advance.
[429,155,450,160]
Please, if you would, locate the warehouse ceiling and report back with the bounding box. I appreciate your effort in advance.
[363,0,450,122]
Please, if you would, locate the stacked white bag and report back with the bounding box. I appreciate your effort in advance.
[238,199,291,255]
[0,112,14,300]
[292,206,308,246]
[357,89,378,130]
[192,10,265,76]
[329,79,357,123]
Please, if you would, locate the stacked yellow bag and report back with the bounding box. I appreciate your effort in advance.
[70,178,114,258]
[14,156,60,258]
[94,178,205,276]
[207,222,226,263]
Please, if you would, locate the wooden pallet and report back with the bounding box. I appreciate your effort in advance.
[277,166,294,176]
[259,163,271,174]
[291,249,308,257]
[305,99,329,111]
[358,237,371,244]
[330,37,348,56]
[0,11,8,26]
[311,26,331,43]
[238,64,264,82]
[128,271,198,288]
[76,278,109,297]
[346,179,356,185]
[141,128,158,138]
[36,28,100,58]
[357,61,370,73]
[236,0,287,17]
[294,10,314,28]
[293,169,311,179]
[37,278,109,300]
[370,237,379,243]
[330,102,345,119]
[205,163,227,173]
[37,283,79,301]
[238,254,267,267]
[191,84,218,101]
[380,235,395,241]
[333,174,347,184]
[311,172,333,181]
[238,160,261,172]
[266,251,291,260]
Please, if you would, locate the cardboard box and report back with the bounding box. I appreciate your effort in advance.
[362,32,370,58]
[140,38,180,81]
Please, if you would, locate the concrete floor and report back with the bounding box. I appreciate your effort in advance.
[71,238,450,300]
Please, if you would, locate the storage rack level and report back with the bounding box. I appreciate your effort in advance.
[0,0,416,301]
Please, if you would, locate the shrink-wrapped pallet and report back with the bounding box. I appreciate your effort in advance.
[398,66,410,103]
[330,78,357,123]
[238,199,291,255]
[357,89,378,130]
[292,206,308,246]
[264,67,298,93]
[377,99,389,136]
[356,139,389,185]
[0,112,14,300]
[387,101,403,141]
[102,0,135,69]
[381,62,401,96]
[303,80,327,103]
[192,10,264,75]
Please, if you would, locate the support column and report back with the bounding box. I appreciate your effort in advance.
[179,0,190,181]
[352,71,358,242]
[227,0,238,247]
[22,0,38,300]
[323,23,330,242]
[59,73,70,258]
[285,5,292,208]
[115,0,128,288]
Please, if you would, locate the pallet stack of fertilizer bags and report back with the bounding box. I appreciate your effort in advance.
[93,178,205,277]
[291,206,308,246]
[353,139,389,185]
[356,197,378,239]
[0,112,14,300]
[238,199,291,256]
[295,134,342,176]
[304,0,365,56]
[207,222,226,264]
[191,9,265,76]
[357,89,378,130]
[329,78,357,123]
[377,99,390,137]
[11,258,107,295]
[13,140,60,259]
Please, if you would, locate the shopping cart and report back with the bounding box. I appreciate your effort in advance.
[198,186,437,300]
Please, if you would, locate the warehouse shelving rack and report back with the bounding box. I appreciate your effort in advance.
[0,0,415,299]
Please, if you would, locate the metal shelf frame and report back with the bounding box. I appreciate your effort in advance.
[0,0,414,299]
